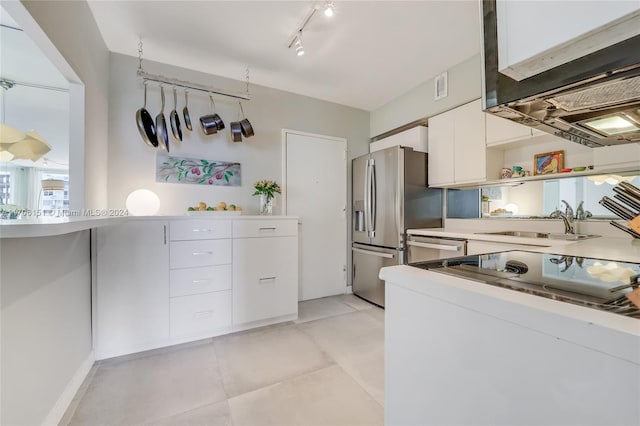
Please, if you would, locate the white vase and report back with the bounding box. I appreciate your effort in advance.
[259,194,273,215]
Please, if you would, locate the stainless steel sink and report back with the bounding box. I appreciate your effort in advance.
[476,231,550,238]
[546,233,600,240]
[476,231,600,240]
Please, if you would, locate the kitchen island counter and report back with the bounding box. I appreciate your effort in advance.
[381,262,640,425]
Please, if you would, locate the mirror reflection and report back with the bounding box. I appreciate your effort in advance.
[480,175,640,219]
[0,9,69,218]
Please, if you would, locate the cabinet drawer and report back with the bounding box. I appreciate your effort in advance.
[233,220,297,238]
[170,290,231,337]
[233,236,298,324]
[170,220,232,241]
[170,239,232,269]
[170,265,231,297]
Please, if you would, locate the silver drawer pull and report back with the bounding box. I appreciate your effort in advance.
[259,227,276,231]
[259,277,276,283]
[194,310,213,319]
[407,241,460,251]
[191,279,211,284]
[192,251,213,256]
[191,228,214,232]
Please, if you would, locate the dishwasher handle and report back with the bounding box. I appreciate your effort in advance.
[406,241,463,251]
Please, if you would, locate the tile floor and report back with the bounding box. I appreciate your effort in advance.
[63,294,384,426]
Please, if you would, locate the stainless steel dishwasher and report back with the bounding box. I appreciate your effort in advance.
[406,235,467,264]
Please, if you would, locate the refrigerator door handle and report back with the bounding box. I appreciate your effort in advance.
[352,247,395,259]
[370,160,376,238]
[364,160,371,234]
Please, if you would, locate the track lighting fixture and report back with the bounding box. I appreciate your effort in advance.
[323,1,335,17]
[287,1,337,56]
[294,33,305,56]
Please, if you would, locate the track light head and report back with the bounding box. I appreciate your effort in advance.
[324,2,335,17]
[294,33,305,56]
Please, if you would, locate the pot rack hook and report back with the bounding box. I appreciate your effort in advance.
[209,93,215,113]
[137,37,144,72]
[245,66,250,96]
[239,101,246,119]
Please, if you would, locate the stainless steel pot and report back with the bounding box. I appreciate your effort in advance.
[200,95,224,135]
[238,102,254,137]
[136,82,158,147]
[230,121,242,142]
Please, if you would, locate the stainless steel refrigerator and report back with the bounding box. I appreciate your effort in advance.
[352,145,442,306]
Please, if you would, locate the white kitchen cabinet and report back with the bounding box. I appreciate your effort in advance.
[496,1,640,81]
[427,106,455,186]
[370,126,428,153]
[485,113,536,147]
[169,290,231,338]
[428,99,499,187]
[169,219,233,342]
[95,220,169,359]
[233,234,298,325]
[95,217,298,359]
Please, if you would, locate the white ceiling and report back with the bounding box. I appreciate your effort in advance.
[87,0,481,111]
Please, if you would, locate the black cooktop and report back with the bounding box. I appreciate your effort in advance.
[411,251,640,318]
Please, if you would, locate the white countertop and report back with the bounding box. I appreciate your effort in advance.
[0,215,298,239]
[380,265,640,341]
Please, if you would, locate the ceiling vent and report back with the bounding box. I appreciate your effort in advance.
[434,72,448,100]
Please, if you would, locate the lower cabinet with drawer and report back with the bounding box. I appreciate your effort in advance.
[232,235,298,326]
[170,290,232,338]
[95,217,298,359]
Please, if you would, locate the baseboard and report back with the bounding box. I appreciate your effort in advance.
[43,351,95,426]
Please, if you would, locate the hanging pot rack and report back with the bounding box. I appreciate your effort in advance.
[136,38,250,101]
[137,70,250,101]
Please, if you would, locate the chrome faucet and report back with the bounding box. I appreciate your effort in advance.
[550,209,575,234]
[561,200,574,223]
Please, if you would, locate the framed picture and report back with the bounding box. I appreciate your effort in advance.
[534,150,564,175]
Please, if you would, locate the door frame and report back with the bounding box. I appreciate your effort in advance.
[281,129,347,215]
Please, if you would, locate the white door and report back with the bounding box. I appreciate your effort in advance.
[283,130,347,301]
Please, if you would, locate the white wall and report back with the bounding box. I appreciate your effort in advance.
[1,231,93,425]
[108,52,370,215]
[21,0,110,210]
[369,54,482,137]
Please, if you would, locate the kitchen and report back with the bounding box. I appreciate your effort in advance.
[1,1,640,425]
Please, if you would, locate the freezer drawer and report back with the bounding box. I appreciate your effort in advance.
[352,243,403,307]
[406,235,466,264]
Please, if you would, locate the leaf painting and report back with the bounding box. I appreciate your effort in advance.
[156,155,241,186]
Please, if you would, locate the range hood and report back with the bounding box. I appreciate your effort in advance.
[481,0,640,148]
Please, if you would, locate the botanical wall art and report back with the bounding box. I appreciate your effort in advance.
[156,155,241,186]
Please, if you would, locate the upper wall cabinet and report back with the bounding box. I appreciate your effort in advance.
[497,1,640,80]
[428,99,501,187]
[485,113,546,147]
[370,126,428,153]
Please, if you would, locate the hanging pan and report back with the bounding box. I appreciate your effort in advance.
[170,87,182,141]
[183,90,192,131]
[156,85,170,152]
[238,102,254,138]
[136,81,158,147]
